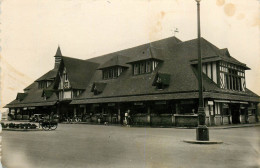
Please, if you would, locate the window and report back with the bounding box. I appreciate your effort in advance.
[215,102,221,115]
[63,91,72,99]
[219,61,245,91]
[140,62,145,74]
[102,67,124,79]
[38,81,52,89]
[63,68,68,82]
[202,62,218,83]
[73,90,82,98]
[156,77,163,89]
[134,64,139,75]
[153,61,159,69]
[64,73,68,81]
[146,61,151,73]
[109,69,113,78]
[133,60,159,75]
[207,63,212,79]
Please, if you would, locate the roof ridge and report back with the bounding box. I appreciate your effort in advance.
[62,56,98,65]
[86,36,182,62]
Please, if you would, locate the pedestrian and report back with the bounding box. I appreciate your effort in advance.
[125,109,131,126]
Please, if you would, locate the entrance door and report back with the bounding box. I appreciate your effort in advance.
[231,104,240,124]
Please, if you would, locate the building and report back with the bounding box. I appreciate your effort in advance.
[4,36,260,126]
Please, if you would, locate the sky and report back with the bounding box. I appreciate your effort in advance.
[0,0,259,110]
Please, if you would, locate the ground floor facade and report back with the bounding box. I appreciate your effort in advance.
[8,98,259,127]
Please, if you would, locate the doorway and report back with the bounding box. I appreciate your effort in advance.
[230,104,240,124]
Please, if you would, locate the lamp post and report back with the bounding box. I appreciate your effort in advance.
[195,0,209,141]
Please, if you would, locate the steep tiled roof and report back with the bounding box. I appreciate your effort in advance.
[35,69,58,82]
[88,36,182,64]
[5,36,259,108]
[71,37,259,104]
[188,38,249,69]
[61,56,99,90]
[97,55,130,70]
[24,82,37,91]
[126,47,164,63]
[5,82,58,108]
[16,93,28,101]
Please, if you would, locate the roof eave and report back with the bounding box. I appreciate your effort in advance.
[126,58,163,64]
[97,65,129,70]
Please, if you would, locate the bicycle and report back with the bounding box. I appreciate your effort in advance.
[65,117,73,124]
[65,116,81,123]
[39,120,58,131]
[74,116,82,122]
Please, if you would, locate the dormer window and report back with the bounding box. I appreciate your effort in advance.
[97,55,129,80]
[42,90,54,100]
[133,60,159,75]
[73,90,83,98]
[38,81,52,89]
[102,67,125,80]
[91,82,107,95]
[16,93,28,102]
[152,73,170,90]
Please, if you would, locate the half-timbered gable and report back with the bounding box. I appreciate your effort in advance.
[55,56,99,100]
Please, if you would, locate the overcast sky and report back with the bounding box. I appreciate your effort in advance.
[1,0,259,108]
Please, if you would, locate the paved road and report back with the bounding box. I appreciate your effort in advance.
[2,124,260,168]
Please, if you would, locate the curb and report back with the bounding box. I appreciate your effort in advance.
[209,124,260,129]
[2,128,43,132]
[183,139,223,144]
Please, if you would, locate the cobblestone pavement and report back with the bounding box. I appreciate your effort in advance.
[2,124,260,168]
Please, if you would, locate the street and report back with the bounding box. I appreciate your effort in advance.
[2,124,260,168]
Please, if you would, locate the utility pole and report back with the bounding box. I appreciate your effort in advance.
[195,0,209,141]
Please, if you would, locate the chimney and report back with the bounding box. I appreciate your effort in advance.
[54,46,62,69]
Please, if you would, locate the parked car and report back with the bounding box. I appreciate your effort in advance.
[1,112,8,121]
[30,114,44,122]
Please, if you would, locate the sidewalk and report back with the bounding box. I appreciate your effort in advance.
[1,120,31,124]
[2,120,260,129]
[209,123,260,129]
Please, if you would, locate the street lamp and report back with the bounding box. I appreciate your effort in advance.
[195,0,209,141]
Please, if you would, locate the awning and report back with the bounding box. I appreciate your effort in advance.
[214,100,249,104]
[230,101,248,104]
[214,100,230,103]
[4,101,56,108]
[210,92,259,102]
[71,92,200,105]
